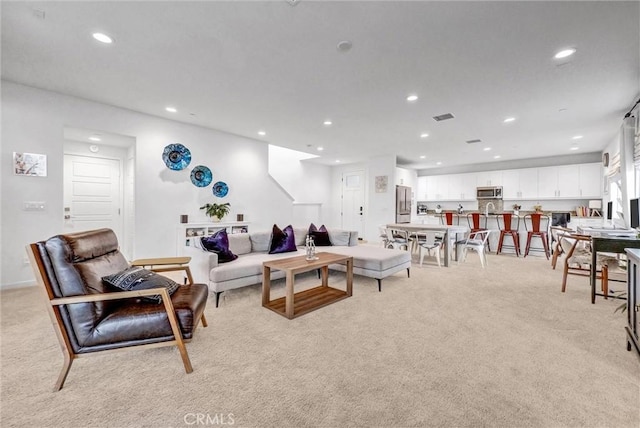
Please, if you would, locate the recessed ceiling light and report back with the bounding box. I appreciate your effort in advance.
[420,133,429,138]
[503,117,516,123]
[323,120,332,126]
[572,135,583,140]
[406,94,418,102]
[89,136,101,142]
[570,146,579,151]
[436,161,442,165]
[494,155,501,159]
[483,147,491,151]
[92,33,113,44]
[317,147,324,151]
[335,160,341,163]
[420,155,426,159]
[554,48,576,59]
[165,107,177,113]
[336,40,352,52]
[258,131,266,136]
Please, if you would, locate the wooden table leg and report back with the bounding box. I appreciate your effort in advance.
[346,259,353,296]
[321,266,329,287]
[443,231,450,267]
[285,271,295,319]
[262,266,271,307]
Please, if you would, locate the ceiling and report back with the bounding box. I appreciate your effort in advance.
[2,1,639,169]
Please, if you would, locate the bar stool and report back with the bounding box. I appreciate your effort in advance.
[467,213,490,251]
[496,213,520,256]
[439,212,459,225]
[524,213,550,259]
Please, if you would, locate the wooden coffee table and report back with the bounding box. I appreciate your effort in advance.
[262,252,353,319]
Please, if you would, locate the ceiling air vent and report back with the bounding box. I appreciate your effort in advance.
[432,113,455,122]
[466,139,482,144]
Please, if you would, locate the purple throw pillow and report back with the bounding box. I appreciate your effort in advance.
[268,224,297,254]
[201,229,238,263]
[308,223,332,246]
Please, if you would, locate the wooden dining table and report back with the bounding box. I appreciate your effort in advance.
[386,223,470,267]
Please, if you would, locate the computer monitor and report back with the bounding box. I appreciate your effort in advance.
[631,198,640,228]
[607,201,613,220]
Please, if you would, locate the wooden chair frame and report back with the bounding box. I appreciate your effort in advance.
[27,244,208,392]
[559,234,609,296]
[550,226,575,269]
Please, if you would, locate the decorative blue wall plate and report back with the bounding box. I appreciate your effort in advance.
[212,181,229,197]
[190,165,213,187]
[162,143,191,170]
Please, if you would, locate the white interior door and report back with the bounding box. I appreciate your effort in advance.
[63,154,123,240]
[341,170,365,238]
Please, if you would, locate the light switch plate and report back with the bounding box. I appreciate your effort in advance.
[23,201,46,211]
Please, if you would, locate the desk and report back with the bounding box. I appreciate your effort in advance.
[578,226,636,238]
[590,237,640,304]
[387,223,469,267]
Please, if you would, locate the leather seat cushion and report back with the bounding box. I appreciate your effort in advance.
[80,283,208,348]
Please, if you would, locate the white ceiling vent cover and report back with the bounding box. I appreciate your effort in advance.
[433,113,455,122]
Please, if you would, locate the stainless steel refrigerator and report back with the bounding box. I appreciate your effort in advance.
[396,185,412,223]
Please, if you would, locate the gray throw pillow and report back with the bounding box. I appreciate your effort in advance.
[102,266,180,304]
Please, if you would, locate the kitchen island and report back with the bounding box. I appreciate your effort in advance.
[410,212,606,256]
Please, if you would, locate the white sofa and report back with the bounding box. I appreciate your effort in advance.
[185,226,412,306]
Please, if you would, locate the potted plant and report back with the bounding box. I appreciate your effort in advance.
[533,204,543,213]
[200,201,231,222]
[513,204,521,215]
[435,204,442,214]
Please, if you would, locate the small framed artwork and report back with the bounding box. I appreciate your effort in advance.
[13,152,47,177]
[375,175,388,193]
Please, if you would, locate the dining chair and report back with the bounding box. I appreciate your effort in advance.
[559,232,617,298]
[378,225,390,248]
[385,228,410,251]
[550,226,575,269]
[467,213,491,251]
[411,231,443,267]
[457,230,492,268]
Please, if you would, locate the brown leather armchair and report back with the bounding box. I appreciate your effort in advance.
[27,228,209,391]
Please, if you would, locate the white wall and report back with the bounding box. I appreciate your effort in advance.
[330,155,396,242]
[0,82,307,288]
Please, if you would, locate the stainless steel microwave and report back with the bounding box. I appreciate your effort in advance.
[476,186,503,199]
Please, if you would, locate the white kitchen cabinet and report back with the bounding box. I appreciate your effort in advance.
[476,170,503,187]
[557,165,580,198]
[536,166,558,198]
[425,175,447,200]
[538,165,581,198]
[423,162,601,202]
[578,163,603,198]
[446,173,477,200]
[416,176,428,201]
[502,168,538,199]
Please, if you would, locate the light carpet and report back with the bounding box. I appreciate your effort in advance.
[1,252,638,428]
